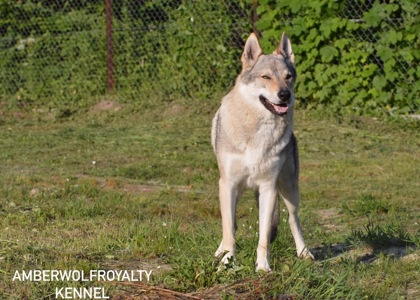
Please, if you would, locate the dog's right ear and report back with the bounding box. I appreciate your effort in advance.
[241,33,262,70]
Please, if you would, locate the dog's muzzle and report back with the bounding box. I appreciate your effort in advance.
[259,95,288,116]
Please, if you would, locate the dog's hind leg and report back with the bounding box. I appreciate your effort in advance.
[270,196,280,243]
[279,135,314,260]
[279,183,313,259]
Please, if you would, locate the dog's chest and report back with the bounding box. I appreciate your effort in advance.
[213,105,292,188]
[242,124,290,186]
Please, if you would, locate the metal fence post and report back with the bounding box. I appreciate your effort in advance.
[106,0,114,92]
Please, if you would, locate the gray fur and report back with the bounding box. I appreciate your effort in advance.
[212,32,313,272]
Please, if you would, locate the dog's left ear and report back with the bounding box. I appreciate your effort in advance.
[274,32,294,63]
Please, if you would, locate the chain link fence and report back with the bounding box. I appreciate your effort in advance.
[0,0,418,112]
[110,0,252,100]
[0,0,107,107]
[338,0,416,82]
[0,0,253,108]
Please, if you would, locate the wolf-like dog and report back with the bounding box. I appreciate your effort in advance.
[211,32,314,272]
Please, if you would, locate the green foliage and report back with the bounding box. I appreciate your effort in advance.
[0,0,418,116]
[111,0,251,103]
[0,0,105,109]
[256,0,419,115]
[0,0,251,109]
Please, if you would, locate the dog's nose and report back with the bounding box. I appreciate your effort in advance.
[278,89,291,101]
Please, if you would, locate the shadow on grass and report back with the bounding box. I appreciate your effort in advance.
[310,220,418,264]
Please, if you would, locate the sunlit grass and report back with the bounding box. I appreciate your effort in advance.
[0,102,419,299]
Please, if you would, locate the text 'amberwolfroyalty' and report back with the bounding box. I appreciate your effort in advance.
[12,269,152,282]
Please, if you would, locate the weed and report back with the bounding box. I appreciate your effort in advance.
[348,219,415,248]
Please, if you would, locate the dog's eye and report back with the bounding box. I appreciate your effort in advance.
[285,73,292,80]
[261,75,271,80]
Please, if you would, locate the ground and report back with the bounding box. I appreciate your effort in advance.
[0,100,419,299]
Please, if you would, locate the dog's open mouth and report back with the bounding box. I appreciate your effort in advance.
[259,96,288,116]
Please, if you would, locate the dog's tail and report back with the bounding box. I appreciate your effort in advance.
[255,192,280,243]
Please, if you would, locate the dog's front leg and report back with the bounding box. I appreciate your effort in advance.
[215,178,238,266]
[255,183,278,272]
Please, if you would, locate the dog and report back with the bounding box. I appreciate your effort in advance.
[211,32,314,272]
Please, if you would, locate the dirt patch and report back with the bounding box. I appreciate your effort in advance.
[349,245,419,264]
[315,208,345,233]
[348,244,377,263]
[111,283,202,300]
[120,182,192,194]
[311,242,419,265]
[111,277,299,300]
[162,104,185,118]
[90,100,123,113]
[75,175,193,194]
[401,252,420,262]
[316,208,339,219]
[407,282,420,300]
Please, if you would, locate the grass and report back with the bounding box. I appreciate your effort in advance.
[0,99,419,299]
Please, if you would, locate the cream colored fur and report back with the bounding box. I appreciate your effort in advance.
[211,32,313,272]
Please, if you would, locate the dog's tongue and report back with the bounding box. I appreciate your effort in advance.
[274,104,288,114]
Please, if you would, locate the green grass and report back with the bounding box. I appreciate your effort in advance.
[0,100,419,299]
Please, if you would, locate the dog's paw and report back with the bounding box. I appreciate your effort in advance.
[214,251,235,272]
[255,264,272,273]
[255,258,272,273]
[298,248,315,260]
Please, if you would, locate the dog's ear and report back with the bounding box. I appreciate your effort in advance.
[241,33,262,70]
[274,32,294,63]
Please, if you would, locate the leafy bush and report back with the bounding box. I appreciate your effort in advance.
[112,0,250,102]
[256,0,419,115]
[0,0,251,109]
[0,0,105,109]
[0,0,418,116]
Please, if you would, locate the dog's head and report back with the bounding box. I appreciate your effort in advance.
[238,32,296,117]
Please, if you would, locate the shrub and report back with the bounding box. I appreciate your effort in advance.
[256,0,419,115]
[0,0,105,109]
[0,0,418,116]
